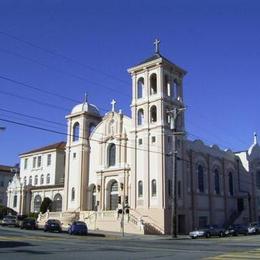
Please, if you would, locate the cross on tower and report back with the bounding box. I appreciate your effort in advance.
[154,38,160,54]
[111,99,116,112]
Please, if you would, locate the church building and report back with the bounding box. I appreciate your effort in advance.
[7,41,260,234]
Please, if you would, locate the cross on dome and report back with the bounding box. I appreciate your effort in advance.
[111,99,116,112]
[154,38,160,54]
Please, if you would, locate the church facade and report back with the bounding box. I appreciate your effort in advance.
[7,44,260,234]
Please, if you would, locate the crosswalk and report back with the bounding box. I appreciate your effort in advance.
[207,248,260,259]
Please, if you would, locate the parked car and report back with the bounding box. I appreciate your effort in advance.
[16,215,28,227]
[68,221,88,235]
[1,215,17,226]
[44,219,62,233]
[189,225,225,239]
[248,222,260,235]
[225,224,248,236]
[20,218,38,230]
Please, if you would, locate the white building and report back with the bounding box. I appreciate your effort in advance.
[7,43,260,234]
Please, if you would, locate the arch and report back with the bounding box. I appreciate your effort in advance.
[137,77,144,99]
[34,175,38,185]
[151,179,157,197]
[138,180,143,197]
[197,165,204,193]
[164,74,171,96]
[214,169,220,194]
[52,193,62,212]
[108,143,116,167]
[34,195,42,212]
[89,123,96,136]
[172,79,179,99]
[71,187,75,201]
[229,172,234,196]
[150,105,157,123]
[137,109,144,125]
[106,180,118,210]
[46,173,50,184]
[150,73,157,95]
[72,122,80,142]
[40,174,44,185]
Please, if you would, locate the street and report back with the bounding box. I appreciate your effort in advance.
[1,226,260,259]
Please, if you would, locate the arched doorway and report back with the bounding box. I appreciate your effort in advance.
[34,195,42,213]
[52,193,62,212]
[108,180,118,210]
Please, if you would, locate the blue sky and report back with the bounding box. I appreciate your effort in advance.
[0,0,260,165]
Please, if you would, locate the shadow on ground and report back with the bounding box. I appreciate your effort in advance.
[0,241,32,248]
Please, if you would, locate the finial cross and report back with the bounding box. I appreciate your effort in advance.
[111,99,116,112]
[154,38,160,54]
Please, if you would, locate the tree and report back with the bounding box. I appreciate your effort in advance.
[40,197,52,214]
[0,204,17,219]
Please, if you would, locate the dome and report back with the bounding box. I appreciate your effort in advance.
[71,102,100,116]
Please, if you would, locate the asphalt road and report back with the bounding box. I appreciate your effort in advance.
[1,226,260,259]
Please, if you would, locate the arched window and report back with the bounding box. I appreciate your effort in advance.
[108,143,116,167]
[229,172,234,196]
[73,122,80,142]
[52,193,62,212]
[137,77,144,99]
[150,106,157,123]
[71,187,75,201]
[34,195,42,212]
[109,181,118,210]
[137,109,144,125]
[197,165,204,193]
[46,174,50,184]
[40,174,44,185]
[150,73,157,95]
[29,176,32,185]
[151,179,157,197]
[34,175,38,185]
[256,171,260,189]
[89,123,96,136]
[13,194,17,208]
[214,169,220,194]
[24,176,27,185]
[164,75,171,97]
[91,185,97,210]
[172,79,178,99]
[138,180,143,197]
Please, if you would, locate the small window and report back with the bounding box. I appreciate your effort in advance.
[138,181,143,197]
[0,181,4,187]
[24,177,27,185]
[29,176,32,185]
[73,122,80,142]
[71,187,75,201]
[37,156,42,167]
[46,174,50,184]
[40,174,44,185]
[214,169,220,194]
[151,179,157,197]
[33,157,37,168]
[138,138,143,145]
[24,158,28,169]
[47,154,52,166]
[151,136,156,143]
[73,152,76,159]
[34,175,38,185]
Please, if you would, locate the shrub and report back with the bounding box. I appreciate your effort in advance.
[40,198,52,214]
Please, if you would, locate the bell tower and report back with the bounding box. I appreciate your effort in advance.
[64,97,101,211]
[127,40,186,223]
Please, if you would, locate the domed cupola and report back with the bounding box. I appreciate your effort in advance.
[248,132,260,160]
[71,97,100,117]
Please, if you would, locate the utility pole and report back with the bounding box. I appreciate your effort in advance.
[167,107,185,238]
